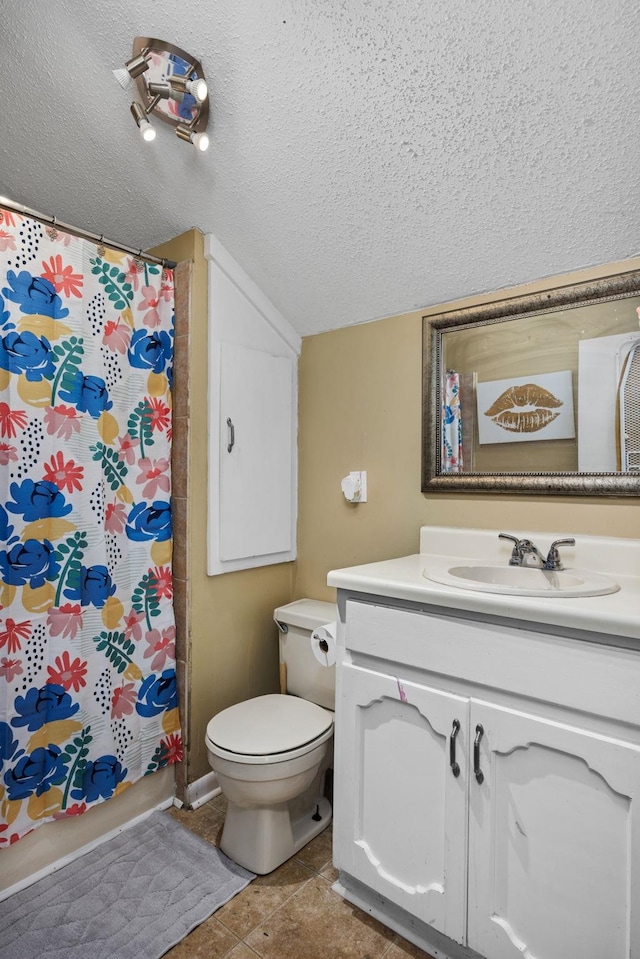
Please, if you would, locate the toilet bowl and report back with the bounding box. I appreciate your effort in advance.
[206,694,334,874]
[205,599,337,875]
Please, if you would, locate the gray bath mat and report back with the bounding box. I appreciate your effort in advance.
[0,808,255,959]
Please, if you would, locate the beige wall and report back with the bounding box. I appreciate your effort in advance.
[152,230,293,784]
[295,262,640,603]
[152,231,639,784]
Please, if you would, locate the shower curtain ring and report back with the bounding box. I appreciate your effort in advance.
[134,249,144,269]
[47,215,59,241]
[97,235,106,257]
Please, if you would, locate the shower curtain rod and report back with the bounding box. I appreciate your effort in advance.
[0,197,177,269]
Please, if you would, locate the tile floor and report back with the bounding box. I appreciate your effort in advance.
[166,794,436,959]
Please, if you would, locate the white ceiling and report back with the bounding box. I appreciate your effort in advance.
[1,1,638,336]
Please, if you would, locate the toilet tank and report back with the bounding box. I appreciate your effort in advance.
[274,599,336,711]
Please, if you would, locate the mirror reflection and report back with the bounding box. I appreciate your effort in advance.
[422,269,640,495]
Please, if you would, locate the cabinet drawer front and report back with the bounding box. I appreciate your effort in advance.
[345,600,640,726]
[334,663,468,943]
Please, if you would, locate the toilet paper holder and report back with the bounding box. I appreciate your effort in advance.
[311,623,337,666]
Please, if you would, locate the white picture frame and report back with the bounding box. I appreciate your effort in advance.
[476,370,575,445]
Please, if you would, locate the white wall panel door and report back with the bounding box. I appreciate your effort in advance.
[219,341,295,563]
[206,236,299,575]
[336,663,469,944]
[468,700,640,959]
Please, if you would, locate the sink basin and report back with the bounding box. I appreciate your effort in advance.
[423,564,619,598]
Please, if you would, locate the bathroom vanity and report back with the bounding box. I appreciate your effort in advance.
[328,527,640,959]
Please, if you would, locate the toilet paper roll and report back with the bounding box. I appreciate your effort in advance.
[311,622,337,667]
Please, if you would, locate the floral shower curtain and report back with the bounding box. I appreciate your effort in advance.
[442,370,463,472]
[0,210,181,846]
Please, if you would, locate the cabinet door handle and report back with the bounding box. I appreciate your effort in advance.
[226,417,235,453]
[449,719,461,777]
[474,724,484,784]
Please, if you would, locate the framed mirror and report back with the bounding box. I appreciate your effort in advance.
[422,268,640,495]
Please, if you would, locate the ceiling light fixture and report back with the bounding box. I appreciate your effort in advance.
[121,37,209,150]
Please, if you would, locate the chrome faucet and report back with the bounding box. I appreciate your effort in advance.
[499,534,576,571]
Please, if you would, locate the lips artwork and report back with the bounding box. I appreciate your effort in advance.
[475,370,575,446]
[484,383,563,434]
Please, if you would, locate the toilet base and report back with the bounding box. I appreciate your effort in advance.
[220,795,332,875]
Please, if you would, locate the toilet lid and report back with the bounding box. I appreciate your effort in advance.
[206,694,333,756]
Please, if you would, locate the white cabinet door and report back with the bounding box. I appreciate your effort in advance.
[468,700,640,959]
[218,341,295,563]
[336,663,469,943]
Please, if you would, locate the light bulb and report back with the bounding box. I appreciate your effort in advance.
[113,67,134,90]
[140,120,156,142]
[189,78,208,103]
[192,132,209,151]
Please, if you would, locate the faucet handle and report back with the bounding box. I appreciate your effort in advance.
[498,533,520,546]
[545,538,576,571]
[499,533,522,565]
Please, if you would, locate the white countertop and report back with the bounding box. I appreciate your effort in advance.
[327,527,640,641]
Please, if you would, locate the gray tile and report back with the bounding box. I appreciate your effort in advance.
[383,936,437,959]
[319,861,339,883]
[173,261,192,338]
[211,793,228,815]
[294,823,333,873]
[217,857,314,939]
[224,944,263,959]
[169,802,225,845]
[172,335,190,418]
[244,875,394,959]
[163,914,239,958]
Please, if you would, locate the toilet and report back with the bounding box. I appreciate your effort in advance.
[205,599,337,874]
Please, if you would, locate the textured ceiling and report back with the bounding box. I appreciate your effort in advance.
[0,1,638,336]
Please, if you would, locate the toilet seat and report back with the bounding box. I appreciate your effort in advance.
[206,694,334,765]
